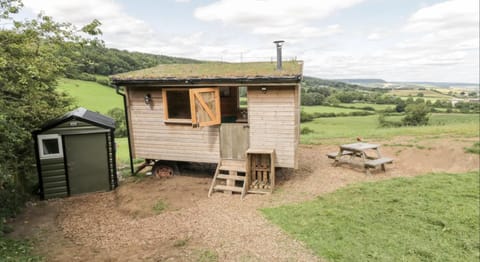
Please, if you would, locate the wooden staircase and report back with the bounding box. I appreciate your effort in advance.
[208,159,248,199]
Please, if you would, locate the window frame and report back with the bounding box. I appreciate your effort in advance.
[38,134,64,159]
[162,87,221,127]
[162,88,193,124]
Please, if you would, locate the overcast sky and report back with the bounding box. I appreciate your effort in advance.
[21,0,479,83]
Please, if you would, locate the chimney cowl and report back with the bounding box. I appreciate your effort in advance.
[273,40,285,70]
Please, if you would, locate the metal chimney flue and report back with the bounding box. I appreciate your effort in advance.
[273,40,285,70]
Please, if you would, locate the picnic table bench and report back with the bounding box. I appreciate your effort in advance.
[327,142,394,175]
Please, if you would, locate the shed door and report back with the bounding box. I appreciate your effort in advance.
[64,133,110,195]
[220,123,249,160]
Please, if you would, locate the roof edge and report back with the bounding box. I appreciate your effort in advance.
[111,75,303,85]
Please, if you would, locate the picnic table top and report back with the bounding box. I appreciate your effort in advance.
[340,142,380,151]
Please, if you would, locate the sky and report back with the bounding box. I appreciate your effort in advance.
[19,0,480,83]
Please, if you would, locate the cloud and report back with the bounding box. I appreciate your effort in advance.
[194,0,362,40]
[404,0,478,33]
[366,33,381,41]
[19,0,480,82]
[396,0,479,71]
[22,0,158,51]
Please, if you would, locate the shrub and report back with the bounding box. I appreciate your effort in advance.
[402,103,430,126]
[378,113,402,128]
[301,127,314,135]
[107,108,127,137]
[76,72,96,81]
[95,78,112,87]
[300,110,314,122]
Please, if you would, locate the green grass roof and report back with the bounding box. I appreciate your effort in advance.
[110,61,303,81]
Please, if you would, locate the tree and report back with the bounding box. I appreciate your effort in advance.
[402,103,430,126]
[395,100,406,113]
[107,108,127,137]
[0,0,102,223]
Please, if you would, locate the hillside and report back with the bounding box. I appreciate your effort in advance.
[56,78,122,114]
[65,45,201,80]
[336,79,387,84]
[302,76,374,91]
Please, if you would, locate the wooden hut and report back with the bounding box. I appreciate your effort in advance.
[111,61,302,197]
[32,108,117,199]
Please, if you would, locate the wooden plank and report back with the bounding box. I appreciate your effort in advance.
[219,165,246,173]
[247,86,297,168]
[217,174,246,181]
[365,157,393,167]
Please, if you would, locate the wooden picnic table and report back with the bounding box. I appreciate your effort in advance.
[327,142,393,175]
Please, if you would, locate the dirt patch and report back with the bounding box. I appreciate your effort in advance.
[7,137,479,261]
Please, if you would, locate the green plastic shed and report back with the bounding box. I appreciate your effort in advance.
[32,108,118,199]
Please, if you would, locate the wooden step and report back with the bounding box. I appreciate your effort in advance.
[213,185,243,193]
[219,165,246,173]
[217,174,246,181]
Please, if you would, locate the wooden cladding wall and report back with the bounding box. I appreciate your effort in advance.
[247,86,299,168]
[127,87,220,163]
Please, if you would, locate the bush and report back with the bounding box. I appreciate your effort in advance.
[95,78,112,87]
[402,103,430,126]
[76,72,96,81]
[300,110,314,122]
[106,108,127,137]
[378,113,402,128]
[301,127,314,135]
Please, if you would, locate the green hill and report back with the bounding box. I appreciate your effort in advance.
[65,45,200,80]
[56,78,122,114]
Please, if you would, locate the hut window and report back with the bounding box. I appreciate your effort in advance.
[38,134,63,159]
[163,89,192,122]
[162,87,221,127]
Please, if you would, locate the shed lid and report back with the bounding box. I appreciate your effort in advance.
[33,107,115,134]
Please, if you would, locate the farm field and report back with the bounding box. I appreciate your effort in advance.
[302,105,364,114]
[301,113,480,144]
[337,102,395,111]
[388,89,453,100]
[56,78,123,114]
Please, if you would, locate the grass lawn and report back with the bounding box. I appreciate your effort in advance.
[262,172,480,262]
[56,78,123,114]
[115,137,130,165]
[302,105,365,114]
[301,113,480,144]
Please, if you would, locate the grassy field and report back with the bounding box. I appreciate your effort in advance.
[56,78,123,114]
[388,89,453,100]
[301,113,480,144]
[262,172,480,262]
[302,105,364,114]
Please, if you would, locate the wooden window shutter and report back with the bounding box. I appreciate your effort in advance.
[189,87,221,127]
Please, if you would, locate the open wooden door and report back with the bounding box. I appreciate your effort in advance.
[189,88,221,127]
